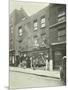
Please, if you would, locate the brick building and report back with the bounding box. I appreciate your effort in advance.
[9,3,66,70]
[49,4,66,70]
[30,6,50,69]
[15,5,50,69]
[9,8,28,66]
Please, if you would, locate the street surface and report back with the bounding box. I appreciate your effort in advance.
[9,71,64,89]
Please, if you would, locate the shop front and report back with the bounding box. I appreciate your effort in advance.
[30,49,49,70]
[52,43,66,70]
[18,48,49,70]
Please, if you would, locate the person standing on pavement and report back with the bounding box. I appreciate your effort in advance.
[33,57,36,70]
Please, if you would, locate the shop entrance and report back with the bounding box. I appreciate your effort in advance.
[52,44,66,70]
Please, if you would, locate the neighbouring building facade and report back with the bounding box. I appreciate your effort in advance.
[9,3,66,70]
[9,8,28,66]
[49,4,66,70]
[15,17,33,67]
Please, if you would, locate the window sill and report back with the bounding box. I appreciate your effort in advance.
[33,29,38,32]
[40,26,46,29]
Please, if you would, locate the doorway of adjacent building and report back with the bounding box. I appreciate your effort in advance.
[53,49,66,70]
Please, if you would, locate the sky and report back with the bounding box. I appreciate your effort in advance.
[10,0,49,16]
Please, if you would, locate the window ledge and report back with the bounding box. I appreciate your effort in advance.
[40,26,46,29]
[49,20,66,29]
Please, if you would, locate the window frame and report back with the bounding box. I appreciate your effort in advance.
[58,9,66,22]
[18,26,23,36]
[57,28,66,41]
[33,20,38,31]
[41,16,46,28]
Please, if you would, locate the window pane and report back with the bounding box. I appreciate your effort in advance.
[34,39,39,47]
[58,35,66,41]
[34,27,37,30]
[33,20,38,30]
[58,10,66,22]
[34,22,37,27]
[58,16,65,22]
[58,11,65,17]
[41,23,45,28]
[35,40,37,44]
[41,18,45,23]
[41,17,46,28]
[18,27,23,36]
[58,30,66,36]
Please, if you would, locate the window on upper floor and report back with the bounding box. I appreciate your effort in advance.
[18,26,23,36]
[58,8,66,22]
[33,20,38,31]
[33,35,39,47]
[41,16,46,28]
[34,39,39,47]
[41,33,46,41]
[58,28,66,41]
[41,33,47,47]
[22,17,25,21]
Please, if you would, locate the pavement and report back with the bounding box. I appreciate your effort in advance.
[9,67,60,79]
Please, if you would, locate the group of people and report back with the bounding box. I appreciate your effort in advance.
[18,53,49,70]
